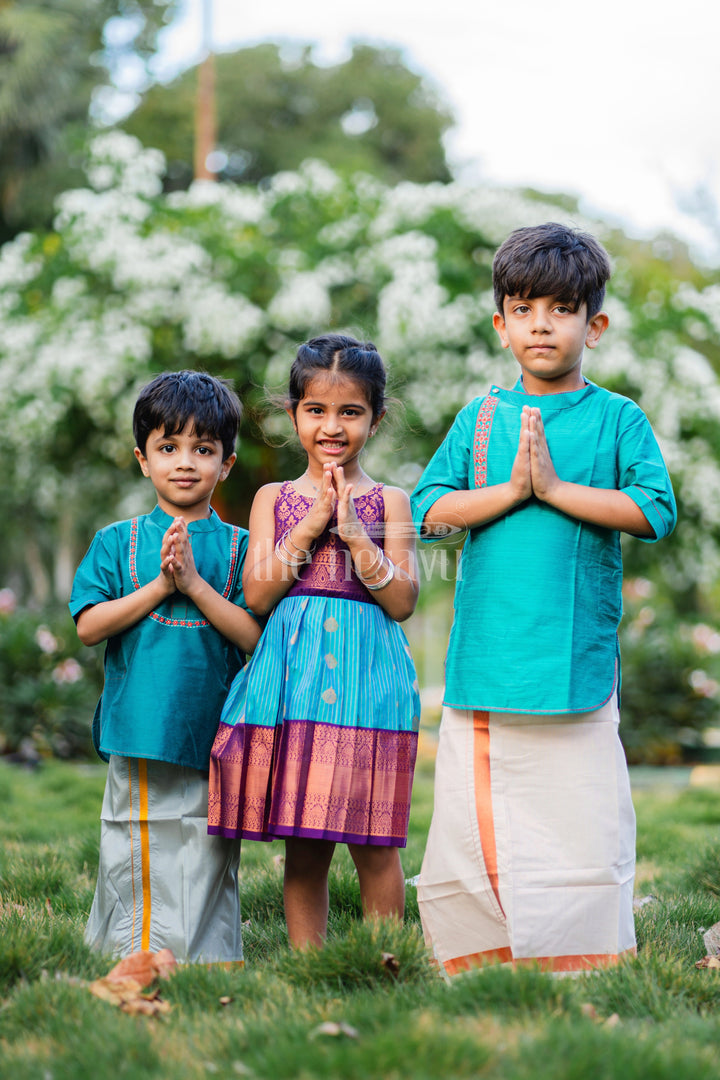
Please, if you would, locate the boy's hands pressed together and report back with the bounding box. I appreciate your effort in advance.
[525,407,560,502]
[509,407,533,503]
[161,517,201,595]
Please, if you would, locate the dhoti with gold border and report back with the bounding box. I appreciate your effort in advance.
[417,697,636,975]
[85,756,243,964]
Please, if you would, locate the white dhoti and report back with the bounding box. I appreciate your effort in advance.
[417,697,636,975]
[85,756,243,964]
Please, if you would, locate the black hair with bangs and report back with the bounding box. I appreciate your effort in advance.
[492,222,612,319]
[133,370,242,459]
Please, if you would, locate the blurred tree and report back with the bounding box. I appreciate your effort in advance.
[122,42,455,189]
[0,0,176,240]
[1,131,719,614]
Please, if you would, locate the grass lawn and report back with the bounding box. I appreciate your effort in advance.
[2,748,720,1080]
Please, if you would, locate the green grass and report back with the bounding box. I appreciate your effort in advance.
[3,755,720,1079]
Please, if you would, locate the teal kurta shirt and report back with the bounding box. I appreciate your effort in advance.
[70,505,252,769]
[411,379,677,714]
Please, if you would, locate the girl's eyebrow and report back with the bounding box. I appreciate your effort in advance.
[302,399,367,409]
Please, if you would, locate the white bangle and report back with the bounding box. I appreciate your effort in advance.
[363,556,395,591]
[284,531,313,561]
[355,545,384,581]
[274,533,312,568]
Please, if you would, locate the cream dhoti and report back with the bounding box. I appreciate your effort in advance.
[417,697,636,975]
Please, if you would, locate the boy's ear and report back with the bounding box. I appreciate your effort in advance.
[133,447,150,477]
[492,312,510,349]
[219,453,237,481]
[585,311,609,349]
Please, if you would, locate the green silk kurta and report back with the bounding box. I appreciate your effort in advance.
[70,505,252,768]
[411,380,677,714]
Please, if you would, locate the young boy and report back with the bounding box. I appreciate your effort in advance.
[70,370,261,964]
[411,223,676,975]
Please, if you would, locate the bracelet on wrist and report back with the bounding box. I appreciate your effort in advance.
[363,555,395,591]
[274,532,313,568]
[354,545,384,581]
[284,530,314,561]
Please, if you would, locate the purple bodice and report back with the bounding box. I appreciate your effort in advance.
[274,481,385,604]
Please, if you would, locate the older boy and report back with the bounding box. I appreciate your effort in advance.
[70,370,260,963]
[412,223,676,975]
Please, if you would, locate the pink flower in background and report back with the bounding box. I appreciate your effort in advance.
[51,658,83,684]
[0,587,17,614]
[35,626,59,654]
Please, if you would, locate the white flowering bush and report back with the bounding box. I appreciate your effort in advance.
[1,131,720,756]
[0,130,719,615]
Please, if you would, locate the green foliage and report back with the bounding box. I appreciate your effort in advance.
[619,582,720,762]
[1,134,719,757]
[123,42,454,188]
[0,597,103,760]
[0,0,177,239]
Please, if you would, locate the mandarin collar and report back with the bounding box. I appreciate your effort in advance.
[487,378,595,411]
[148,504,221,532]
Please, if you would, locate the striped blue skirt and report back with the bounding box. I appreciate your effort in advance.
[209,594,420,844]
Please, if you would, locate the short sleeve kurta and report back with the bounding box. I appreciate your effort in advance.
[69,505,252,770]
[411,379,677,715]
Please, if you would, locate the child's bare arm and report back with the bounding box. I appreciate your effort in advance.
[76,576,174,646]
[167,518,261,654]
[421,409,532,534]
[528,409,655,536]
[335,472,419,623]
[243,476,336,616]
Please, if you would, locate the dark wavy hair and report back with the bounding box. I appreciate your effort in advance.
[492,222,612,318]
[287,334,387,420]
[133,370,242,459]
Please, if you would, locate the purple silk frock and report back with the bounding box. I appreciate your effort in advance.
[208,482,420,846]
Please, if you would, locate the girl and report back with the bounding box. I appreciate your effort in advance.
[208,334,421,948]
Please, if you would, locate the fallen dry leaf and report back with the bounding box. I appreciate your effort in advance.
[219,996,233,1006]
[695,955,720,970]
[152,948,178,980]
[122,994,171,1018]
[89,948,177,1016]
[45,898,54,918]
[90,975,146,1003]
[580,1003,599,1020]
[604,1013,621,1029]
[381,952,400,978]
[105,948,178,987]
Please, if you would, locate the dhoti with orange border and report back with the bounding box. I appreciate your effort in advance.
[85,757,243,964]
[417,697,637,975]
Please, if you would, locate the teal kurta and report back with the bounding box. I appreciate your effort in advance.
[70,505,252,769]
[411,379,677,714]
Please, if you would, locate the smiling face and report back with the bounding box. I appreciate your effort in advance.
[134,421,236,521]
[289,373,382,480]
[493,295,609,395]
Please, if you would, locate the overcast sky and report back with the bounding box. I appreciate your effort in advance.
[147,0,720,260]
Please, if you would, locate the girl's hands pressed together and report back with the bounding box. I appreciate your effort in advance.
[302,463,338,542]
[333,464,361,544]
